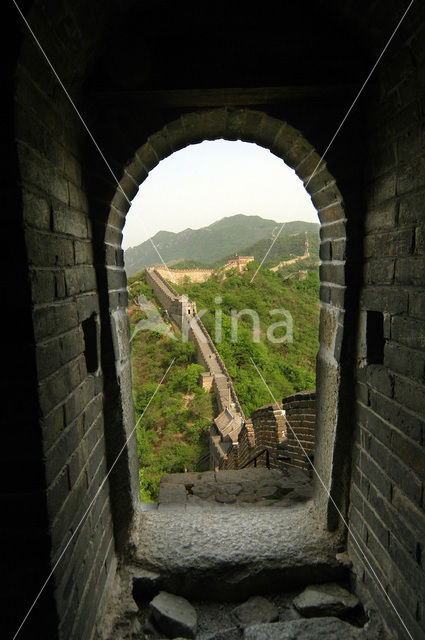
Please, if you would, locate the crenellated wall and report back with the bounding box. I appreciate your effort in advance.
[281,391,316,472]
[217,392,316,473]
[238,403,287,470]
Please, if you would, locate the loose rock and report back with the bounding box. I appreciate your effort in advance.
[149,591,197,639]
[293,583,360,618]
[232,596,279,627]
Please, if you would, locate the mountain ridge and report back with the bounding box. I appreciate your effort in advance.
[124,214,319,276]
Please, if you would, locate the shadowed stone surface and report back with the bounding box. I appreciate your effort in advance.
[293,583,360,618]
[243,616,367,639]
[149,591,197,639]
[133,568,162,601]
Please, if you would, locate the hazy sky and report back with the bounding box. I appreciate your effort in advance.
[122,140,318,250]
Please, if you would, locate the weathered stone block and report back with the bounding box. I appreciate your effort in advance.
[65,266,96,296]
[293,583,360,618]
[320,220,346,241]
[30,268,56,303]
[22,190,50,229]
[364,258,394,285]
[399,189,425,225]
[149,591,197,639]
[53,203,87,238]
[232,596,278,626]
[74,239,93,265]
[395,256,425,285]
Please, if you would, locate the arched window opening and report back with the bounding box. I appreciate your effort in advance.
[122,139,321,504]
[104,109,348,532]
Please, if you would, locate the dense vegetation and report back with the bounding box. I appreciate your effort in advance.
[174,262,320,416]
[128,275,214,501]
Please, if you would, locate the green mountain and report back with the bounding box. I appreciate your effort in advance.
[124,214,319,276]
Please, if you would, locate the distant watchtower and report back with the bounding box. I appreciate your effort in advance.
[223,255,254,273]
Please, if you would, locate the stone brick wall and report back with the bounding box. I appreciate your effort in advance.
[12,3,123,638]
[218,404,286,471]
[216,394,316,473]
[348,13,425,638]
[281,392,316,472]
[221,443,240,470]
[237,421,256,468]
[195,317,244,418]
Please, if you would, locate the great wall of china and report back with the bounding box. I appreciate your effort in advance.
[153,255,255,285]
[153,238,315,285]
[144,266,316,472]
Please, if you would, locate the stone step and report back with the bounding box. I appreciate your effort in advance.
[133,500,347,602]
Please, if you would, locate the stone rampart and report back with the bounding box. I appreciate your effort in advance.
[196,316,244,418]
[145,267,197,328]
[218,391,316,473]
[231,403,286,470]
[222,256,254,273]
[154,266,214,284]
[281,391,316,472]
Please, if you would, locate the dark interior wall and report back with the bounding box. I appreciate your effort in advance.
[5,1,425,639]
[11,2,122,639]
[1,3,60,637]
[348,8,425,639]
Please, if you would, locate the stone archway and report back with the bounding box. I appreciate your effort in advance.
[105,108,348,529]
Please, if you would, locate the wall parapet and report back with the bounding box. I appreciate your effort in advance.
[281,391,315,472]
[215,391,316,473]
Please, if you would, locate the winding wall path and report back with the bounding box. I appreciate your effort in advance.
[145,268,245,467]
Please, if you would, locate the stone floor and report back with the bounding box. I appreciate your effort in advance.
[154,467,314,511]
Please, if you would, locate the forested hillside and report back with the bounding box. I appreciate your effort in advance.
[174,261,320,416]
